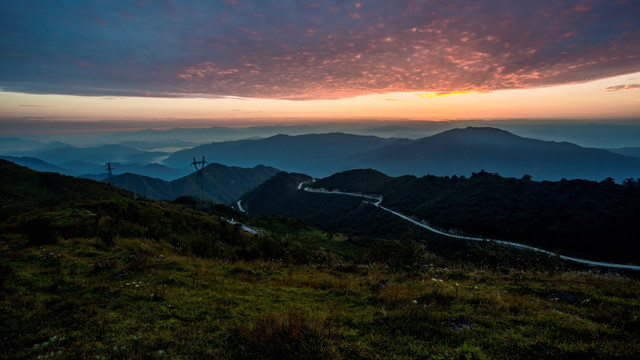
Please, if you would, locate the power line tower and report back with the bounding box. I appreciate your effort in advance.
[191,156,208,208]
[106,162,114,186]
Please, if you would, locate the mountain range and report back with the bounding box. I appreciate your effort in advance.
[166,127,640,181]
[34,144,169,165]
[346,127,640,180]
[4,127,640,183]
[0,156,191,181]
[608,147,640,159]
[163,132,412,176]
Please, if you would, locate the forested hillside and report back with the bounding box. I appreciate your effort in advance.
[111,163,279,204]
[239,172,438,240]
[312,170,640,263]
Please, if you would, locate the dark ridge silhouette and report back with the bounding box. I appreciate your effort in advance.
[164,127,640,181]
[347,127,640,181]
[163,133,412,176]
[112,163,279,205]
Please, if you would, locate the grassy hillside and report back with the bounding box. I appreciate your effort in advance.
[0,159,132,221]
[2,159,640,359]
[2,234,639,359]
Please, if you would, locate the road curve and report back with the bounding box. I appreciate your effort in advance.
[236,200,246,213]
[299,183,640,271]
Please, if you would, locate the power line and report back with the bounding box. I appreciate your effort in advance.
[191,156,208,209]
[106,162,114,186]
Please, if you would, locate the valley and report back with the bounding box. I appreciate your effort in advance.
[2,125,640,359]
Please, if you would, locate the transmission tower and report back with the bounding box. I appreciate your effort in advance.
[191,156,208,208]
[106,162,114,186]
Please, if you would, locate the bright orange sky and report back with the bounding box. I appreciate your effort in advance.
[1,72,639,124]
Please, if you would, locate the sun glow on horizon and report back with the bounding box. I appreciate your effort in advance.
[1,72,639,128]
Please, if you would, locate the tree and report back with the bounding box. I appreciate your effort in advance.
[601,177,615,185]
[623,177,636,196]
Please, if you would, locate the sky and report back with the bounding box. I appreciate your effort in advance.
[1,0,639,126]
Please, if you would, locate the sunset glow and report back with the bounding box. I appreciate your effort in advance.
[1,0,639,126]
[1,72,639,125]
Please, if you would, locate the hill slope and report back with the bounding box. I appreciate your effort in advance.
[237,167,640,264]
[0,156,76,176]
[239,172,444,240]
[0,159,131,221]
[112,163,279,204]
[312,169,640,263]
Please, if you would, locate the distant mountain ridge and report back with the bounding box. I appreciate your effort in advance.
[163,132,412,177]
[112,163,279,204]
[0,156,191,181]
[608,146,640,159]
[35,144,169,164]
[5,127,640,183]
[0,137,45,154]
[164,127,640,181]
[74,162,192,181]
[347,127,640,180]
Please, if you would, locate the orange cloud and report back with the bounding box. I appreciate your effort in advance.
[605,84,640,92]
[416,91,481,98]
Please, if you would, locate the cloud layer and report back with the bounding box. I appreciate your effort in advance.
[1,0,639,99]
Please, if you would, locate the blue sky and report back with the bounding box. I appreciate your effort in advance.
[2,0,639,99]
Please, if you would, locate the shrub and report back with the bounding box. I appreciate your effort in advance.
[364,240,427,268]
[227,309,336,359]
[96,216,116,246]
[22,217,58,245]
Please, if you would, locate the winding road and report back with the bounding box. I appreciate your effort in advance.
[237,200,246,213]
[299,182,640,271]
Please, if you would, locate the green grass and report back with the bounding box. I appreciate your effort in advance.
[244,215,363,259]
[1,234,639,359]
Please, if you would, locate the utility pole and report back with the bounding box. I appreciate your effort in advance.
[106,162,114,186]
[191,156,208,209]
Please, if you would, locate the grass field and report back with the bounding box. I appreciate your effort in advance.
[2,233,638,359]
